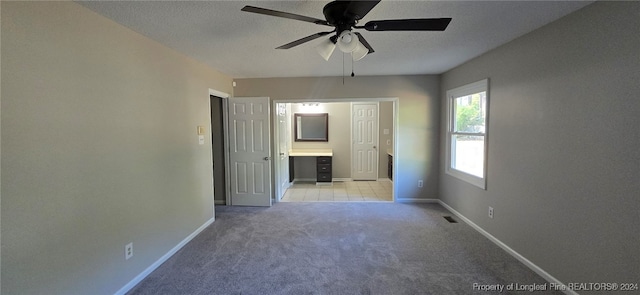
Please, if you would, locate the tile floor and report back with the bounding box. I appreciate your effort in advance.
[280,180,393,202]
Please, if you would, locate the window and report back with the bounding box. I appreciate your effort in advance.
[446,79,489,189]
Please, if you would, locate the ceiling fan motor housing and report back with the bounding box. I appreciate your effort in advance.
[323,1,358,35]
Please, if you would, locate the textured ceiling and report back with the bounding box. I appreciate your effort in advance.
[78,1,593,78]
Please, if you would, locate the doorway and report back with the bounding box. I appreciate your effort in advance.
[272,98,397,203]
[210,95,227,205]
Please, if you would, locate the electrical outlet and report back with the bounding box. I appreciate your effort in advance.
[418,180,423,188]
[488,207,494,219]
[125,242,133,260]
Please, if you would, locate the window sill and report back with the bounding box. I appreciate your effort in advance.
[445,168,486,190]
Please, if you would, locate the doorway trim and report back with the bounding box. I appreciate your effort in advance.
[208,88,231,207]
[271,97,399,203]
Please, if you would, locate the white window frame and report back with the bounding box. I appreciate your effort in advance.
[445,79,489,189]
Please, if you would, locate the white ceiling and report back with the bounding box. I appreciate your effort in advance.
[78,1,593,78]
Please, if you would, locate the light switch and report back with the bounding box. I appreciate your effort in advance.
[198,135,205,145]
[383,129,389,135]
[197,126,205,135]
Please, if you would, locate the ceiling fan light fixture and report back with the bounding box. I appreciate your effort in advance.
[352,42,368,61]
[243,2,452,66]
[316,38,336,61]
[337,30,359,53]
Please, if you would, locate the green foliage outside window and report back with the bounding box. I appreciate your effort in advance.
[455,93,485,133]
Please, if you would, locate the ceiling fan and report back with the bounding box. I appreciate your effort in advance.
[241,0,452,61]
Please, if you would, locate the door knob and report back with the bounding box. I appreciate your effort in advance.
[264,157,271,161]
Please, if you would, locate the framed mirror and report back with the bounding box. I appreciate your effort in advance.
[294,113,328,142]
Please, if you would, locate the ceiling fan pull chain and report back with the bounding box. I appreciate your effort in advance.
[351,56,355,77]
[343,52,345,85]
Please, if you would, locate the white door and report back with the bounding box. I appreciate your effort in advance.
[275,103,290,201]
[228,97,272,206]
[352,103,379,180]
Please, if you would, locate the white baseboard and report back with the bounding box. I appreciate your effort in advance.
[214,200,226,205]
[299,178,387,183]
[437,201,578,295]
[114,217,216,295]
[396,198,439,203]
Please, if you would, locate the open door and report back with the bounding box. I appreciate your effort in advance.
[228,97,272,206]
[275,103,291,201]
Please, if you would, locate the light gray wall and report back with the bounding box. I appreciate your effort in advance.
[440,1,639,287]
[234,75,440,200]
[1,2,232,294]
[378,101,394,179]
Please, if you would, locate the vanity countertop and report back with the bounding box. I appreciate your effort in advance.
[289,149,333,157]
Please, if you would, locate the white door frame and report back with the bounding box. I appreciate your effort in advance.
[271,97,398,202]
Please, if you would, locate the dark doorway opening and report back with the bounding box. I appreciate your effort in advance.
[211,95,226,205]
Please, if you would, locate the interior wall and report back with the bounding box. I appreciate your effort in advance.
[1,2,232,294]
[440,1,639,287]
[234,75,440,201]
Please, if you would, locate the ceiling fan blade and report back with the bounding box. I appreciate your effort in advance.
[364,18,452,31]
[353,32,374,54]
[241,6,330,26]
[276,31,334,49]
[344,0,380,20]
